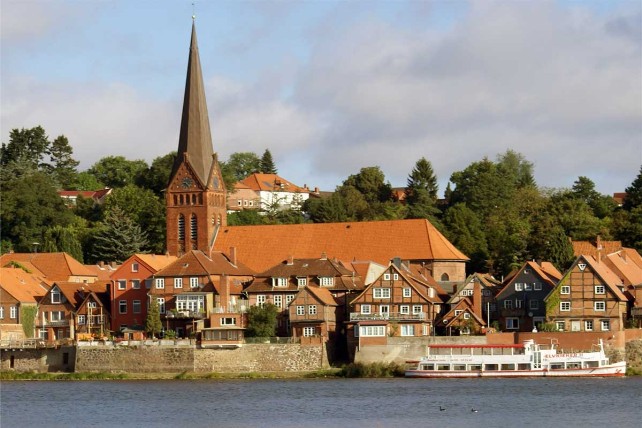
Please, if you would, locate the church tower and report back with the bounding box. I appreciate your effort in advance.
[166,22,227,257]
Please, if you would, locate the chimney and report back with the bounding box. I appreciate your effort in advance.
[229,247,237,266]
[473,280,482,319]
[287,255,294,265]
[220,274,230,312]
[392,257,402,268]
[622,251,627,262]
[314,187,319,193]
[99,261,105,268]
[321,252,327,260]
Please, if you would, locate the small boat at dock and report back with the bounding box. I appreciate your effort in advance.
[405,339,626,378]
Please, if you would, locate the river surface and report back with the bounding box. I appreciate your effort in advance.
[1,377,641,428]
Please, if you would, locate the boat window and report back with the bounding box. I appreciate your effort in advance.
[550,363,564,370]
[567,362,581,369]
[518,364,530,370]
[585,361,599,368]
[501,364,516,370]
[437,365,450,371]
[472,348,483,355]
[453,365,467,371]
[469,365,482,371]
[421,364,435,370]
[485,364,499,371]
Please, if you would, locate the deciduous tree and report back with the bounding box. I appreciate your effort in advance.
[246,303,278,337]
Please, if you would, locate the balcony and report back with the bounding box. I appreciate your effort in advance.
[166,310,206,319]
[350,312,426,321]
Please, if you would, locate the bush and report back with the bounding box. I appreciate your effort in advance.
[338,362,405,378]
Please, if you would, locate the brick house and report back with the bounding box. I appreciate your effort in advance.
[36,282,109,341]
[438,298,486,336]
[150,249,254,338]
[545,255,628,333]
[244,255,364,337]
[0,267,49,340]
[288,285,339,341]
[446,272,502,326]
[347,258,444,352]
[109,254,177,334]
[601,249,642,325]
[495,261,562,332]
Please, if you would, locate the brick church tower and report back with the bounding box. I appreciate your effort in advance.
[166,22,227,257]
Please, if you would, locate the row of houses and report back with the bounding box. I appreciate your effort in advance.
[1,237,641,355]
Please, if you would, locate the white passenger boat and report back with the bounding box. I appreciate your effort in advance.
[405,339,626,378]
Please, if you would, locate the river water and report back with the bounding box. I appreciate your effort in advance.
[1,377,641,428]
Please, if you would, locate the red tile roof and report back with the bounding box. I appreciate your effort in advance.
[305,286,340,307]
[0,253,97,282]
[571,239,622,258]
[239,173,309,193]
[0,267,49,303]
[214,219,469,273]
[154,250,254,277]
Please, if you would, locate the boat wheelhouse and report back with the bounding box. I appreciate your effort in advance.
[405,339,625,378]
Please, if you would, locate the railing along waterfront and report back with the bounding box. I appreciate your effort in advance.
[349,312,426,321]
[0,338,45,349]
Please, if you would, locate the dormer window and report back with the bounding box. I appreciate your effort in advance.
[273,277,288,287]
[51,289,61,304]
[319,277,334,287]
[297,277,307,287]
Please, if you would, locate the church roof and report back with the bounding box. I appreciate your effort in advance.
[214,219,469,273]
[170,23,215,187]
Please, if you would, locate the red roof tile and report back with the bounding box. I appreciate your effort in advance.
[239,173,309,193]
[0,253,97,282]
[214,219,469,273]
[0,267,49,303]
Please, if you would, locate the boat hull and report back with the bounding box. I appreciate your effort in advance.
[405,361,627,378]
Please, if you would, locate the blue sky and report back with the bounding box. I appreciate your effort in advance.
[1,0,641,195]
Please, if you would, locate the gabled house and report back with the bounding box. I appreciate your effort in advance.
[347,258,443,350]
[438,297,486,336]
[447,272,501,326]
[231,173,311,212]
[0,267,49,340]
[109,254,177,334]
[150,249,254,338]
[600,249,642,325]
[245,254,365,336]
[495,261,562,332]
[57,188,112,207]
[288,285,339,342]
[545,255,628,333]
[0,252,98,284]
[36,282,109,341]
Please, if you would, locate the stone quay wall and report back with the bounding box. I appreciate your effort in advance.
[76,346,194,373]
[1,346,75,372]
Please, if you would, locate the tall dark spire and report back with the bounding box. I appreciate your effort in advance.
[170,22,215,187]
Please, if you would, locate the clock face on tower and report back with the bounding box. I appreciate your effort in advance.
[181,177,193,188]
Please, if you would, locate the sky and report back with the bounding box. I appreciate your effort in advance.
[1,0,641,196]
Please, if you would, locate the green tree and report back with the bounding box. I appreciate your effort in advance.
[222,152,260,181]
[443,203,489,273]
[623,165,642,211]
[549,191,605,240]
[613,207,642,252]
[496,149,536,189]
[46,135,79,188]
[304,194,349,223]
[259,149,277,174]
[406,157,438,201]
[527,212,574,270]
[0,126,49,170]
[571,176,617,219]
[0,172,77,251]
[86,207,148,263]
[75,171,104,191]
[245,303,279,337]
[145,298,162,339]
[227,210,266,226]
[42,225,84,262]
[136,152,176,196]
[87,156,148,188]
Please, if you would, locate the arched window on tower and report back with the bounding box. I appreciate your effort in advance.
[190,214,198,247]
[440,273,450,282]
[178,215,185,250]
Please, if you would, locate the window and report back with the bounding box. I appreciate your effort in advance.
[119,300,127,314]
[296,305,305,315]
[585,320,593,331]
[594,301,606,311]
[77,315,85,325]
[454,310,463,316]
[561,285,570,294]
[308,305,317,315]
[441,273,449,281]
[403,288,411,298]
[529,300,539,310]
[190,277,199,288]
[401,325,415,336]
[237,200,242,206]
[273,295,283,309]
[10,306,17,319]
[360,326,386,336]
[482,289,491,296]
[601,320,610,331]
[506,318,519,330]
[560,301,571,311]
[383,273,391,281]
[256,295,266,307]
[400,305,410,314]
[556,321,565,331]
[51,289,61,304]
[297,278,307,287]
[117,280,127,290]
[303,327,316,337]
[0,307,3,319]
[393,273,399,280]
[274,277,288,287]
[504,300,513,309]
[174,277,183,288]
[286,294,295,305]
[524,283,532,291]
[87,302,96,308]
[50,311,64,322]
[412,305,422,314]
[373,288,391,299]
[319,277,334,286]
[534,282,542,291]
[515,283,523,291]
[157,298,165,314]
[131,280,140,289]
[133,300,141,314]
[361,305,371,315]
[524,268,531,274]
[461,289,473,296]
[515,300,523,309]
[463,312,471,319]
[145,279,152,289]
[221,317,236,326]
[155,278,165,289]
[379,305,389,317]
[594,285,605,295]
[131,263,139,272]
